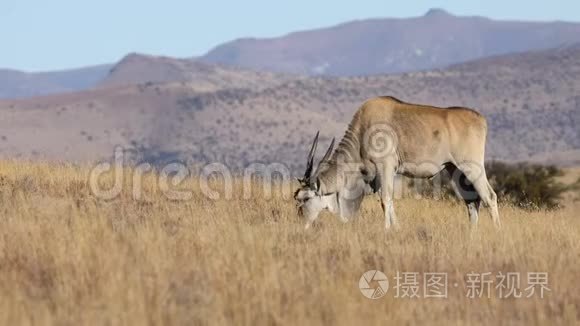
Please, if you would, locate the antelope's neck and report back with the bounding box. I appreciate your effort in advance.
[319,108,364,193]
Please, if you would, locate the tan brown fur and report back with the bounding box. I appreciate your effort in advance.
[298,96,500,230]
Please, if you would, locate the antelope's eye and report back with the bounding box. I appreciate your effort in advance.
[294,190,307,201]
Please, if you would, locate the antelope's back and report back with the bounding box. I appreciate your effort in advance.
[358,96,488,163]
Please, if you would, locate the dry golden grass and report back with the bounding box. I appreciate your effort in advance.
[0,160,579,325]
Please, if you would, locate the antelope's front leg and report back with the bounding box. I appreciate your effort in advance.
[379,165,398,230]
[337,191,364,223]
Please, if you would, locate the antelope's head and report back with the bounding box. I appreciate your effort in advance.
[294,131,336,226]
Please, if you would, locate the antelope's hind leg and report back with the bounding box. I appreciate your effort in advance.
[454,163,501,229]
[446,164,481,227]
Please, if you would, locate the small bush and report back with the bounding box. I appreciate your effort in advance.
[485,161,568,210]
[407,161,569,210]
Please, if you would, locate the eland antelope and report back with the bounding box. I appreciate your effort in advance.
[294,96,500,230]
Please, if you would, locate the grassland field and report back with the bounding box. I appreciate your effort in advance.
[0,160,578,325]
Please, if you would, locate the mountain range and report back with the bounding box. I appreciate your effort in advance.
[201,9,580,76]
[3,9,580,99]
[0,45,578,168]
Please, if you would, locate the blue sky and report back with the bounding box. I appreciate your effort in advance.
[1,0,579,71]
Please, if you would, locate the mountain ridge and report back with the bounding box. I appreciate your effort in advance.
[3,10,580,98]
[200,9,580,76]
[0,64,112,99]
[0,45,578,169]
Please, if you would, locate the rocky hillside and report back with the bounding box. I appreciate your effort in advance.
[0,46,578,170]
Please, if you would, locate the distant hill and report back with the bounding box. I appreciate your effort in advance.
[0,54,299,99]
[100,53,301,92]
[0,64,112,99]
[201,9,580,76]
[0,46,579,169]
